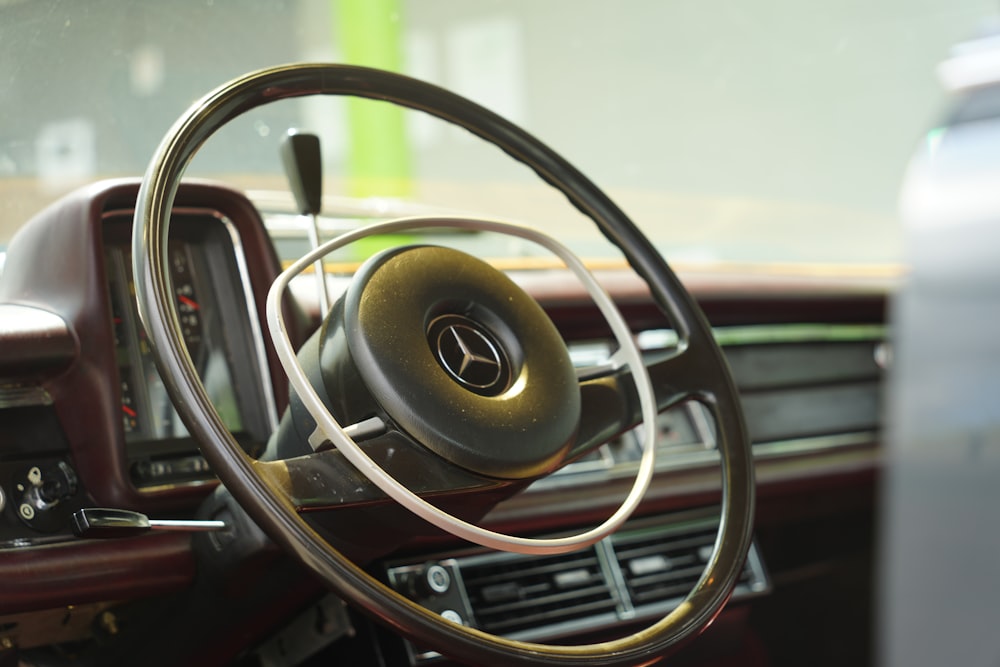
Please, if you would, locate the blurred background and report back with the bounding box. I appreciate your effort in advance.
[0,0,996,264]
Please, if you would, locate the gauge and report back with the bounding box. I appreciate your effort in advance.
[145,366,181,438]
[111,301,126,349]
[120,371,139,435]
[108,277,129,358]
[170,244,203,354]
[106,254,144,439]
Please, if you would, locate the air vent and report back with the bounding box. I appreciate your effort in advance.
[612,522,767,617]
[383,513,770,664]
[615,526,717,606]
[458,547,618,636]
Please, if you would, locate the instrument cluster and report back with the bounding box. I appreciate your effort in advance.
[102,211,276,488]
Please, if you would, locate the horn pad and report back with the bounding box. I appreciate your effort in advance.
[340,245,580,480]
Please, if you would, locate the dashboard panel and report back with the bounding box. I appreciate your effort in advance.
[0,179,889,666]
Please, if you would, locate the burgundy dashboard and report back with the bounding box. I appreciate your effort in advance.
[0,180,887,665]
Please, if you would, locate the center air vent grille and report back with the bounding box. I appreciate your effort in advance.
[384,514,770,665]
[458,547,618,636]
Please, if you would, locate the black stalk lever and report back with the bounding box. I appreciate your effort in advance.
[280,130,331,314]
[71,508,226,539]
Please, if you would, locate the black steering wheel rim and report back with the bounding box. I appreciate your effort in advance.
[133,63,754,666]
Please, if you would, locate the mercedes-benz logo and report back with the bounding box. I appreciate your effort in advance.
[428,316,510,395]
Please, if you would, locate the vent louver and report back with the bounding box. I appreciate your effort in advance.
[459,547,618,636]
[613,524,762,612]
[615,526,718,607]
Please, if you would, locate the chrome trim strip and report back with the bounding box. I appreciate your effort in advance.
[530,430,880,493]
[744,539,771,594]
[686,402,717,451]
[633,324,887,353]
[595,537,635,619]
[218,215,280,433]
[135,478,217,495]
[711,323,886,347]
[752,431,878,459]
[0,384,53,408]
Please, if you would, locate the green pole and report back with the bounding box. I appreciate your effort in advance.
[335,0,412,199]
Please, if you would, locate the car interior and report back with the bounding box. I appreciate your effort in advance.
[1,2,997,666]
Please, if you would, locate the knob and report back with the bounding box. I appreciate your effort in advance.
[441,609,464,625]
[415,563,452,597]
[39,461,78,504]
[20,461,79,518]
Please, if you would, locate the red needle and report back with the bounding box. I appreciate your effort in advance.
[122,404,137,418]
[178,295,199,310]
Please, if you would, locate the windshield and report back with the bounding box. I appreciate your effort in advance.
[1,0,993,265]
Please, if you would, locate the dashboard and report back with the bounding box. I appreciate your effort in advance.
[0,179,888,666]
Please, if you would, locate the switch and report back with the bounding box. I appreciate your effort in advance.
[424,564,452,595]
[39,461,78,504]
[16,460,80,530]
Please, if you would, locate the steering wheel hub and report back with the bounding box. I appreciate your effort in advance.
[427,314,511,395]
[342,245,579,480]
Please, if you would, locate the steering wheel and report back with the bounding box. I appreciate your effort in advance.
[133,64,754,666]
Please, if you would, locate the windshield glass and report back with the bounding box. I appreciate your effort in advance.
[1,0,993,265]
